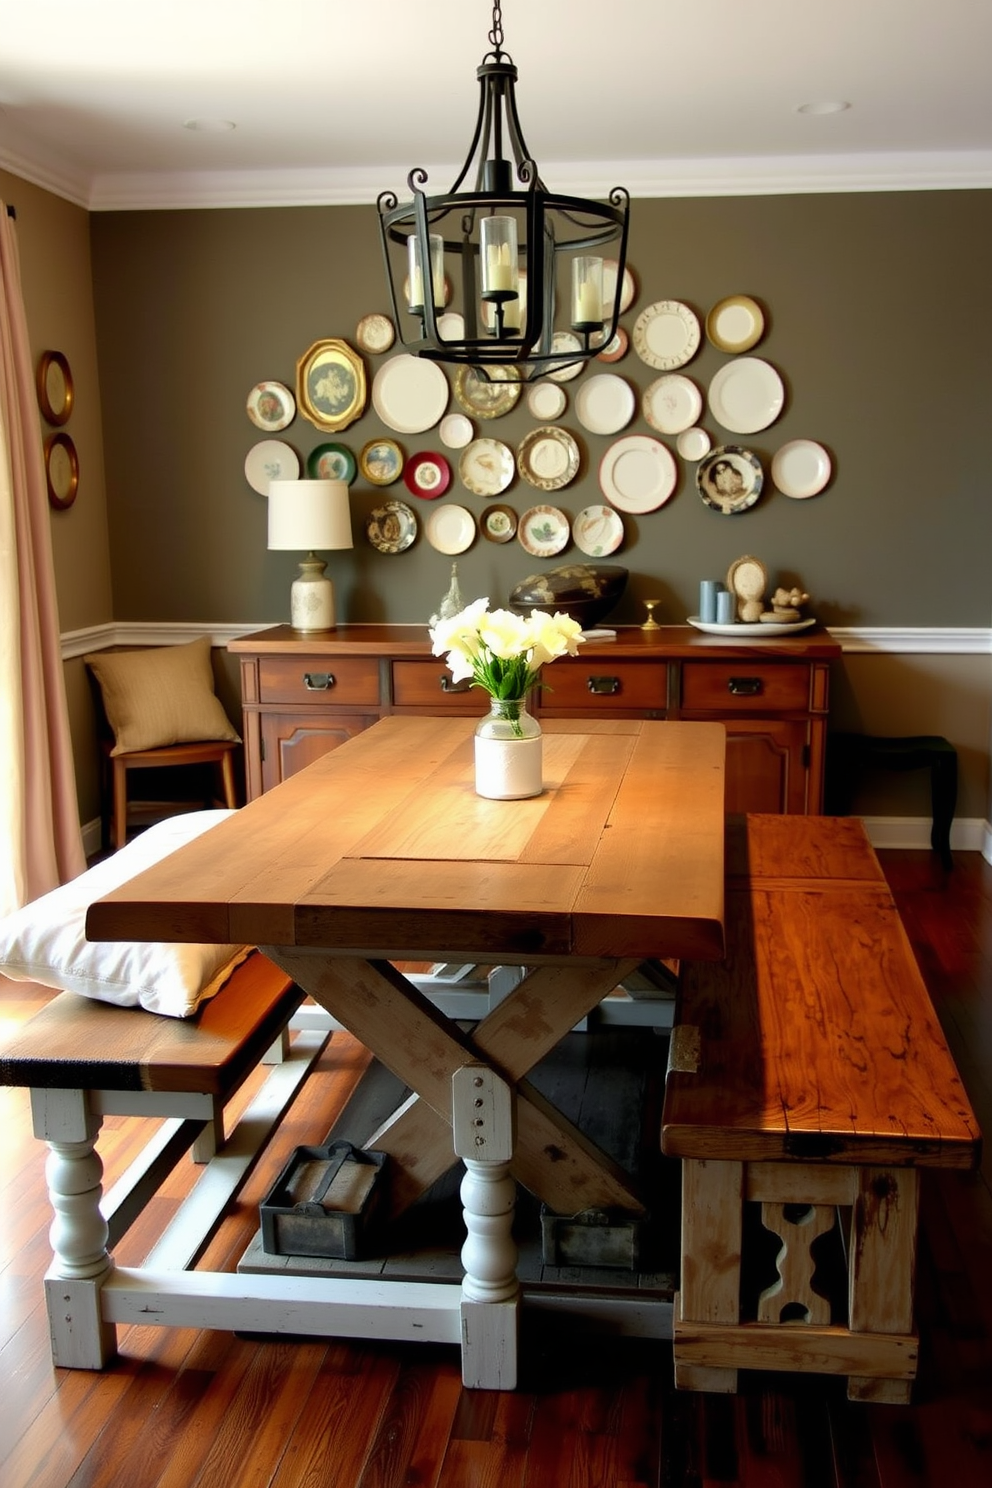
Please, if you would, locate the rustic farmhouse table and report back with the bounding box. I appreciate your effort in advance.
[88,714,727,1387]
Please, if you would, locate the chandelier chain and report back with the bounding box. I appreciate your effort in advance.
[488,1,504,57]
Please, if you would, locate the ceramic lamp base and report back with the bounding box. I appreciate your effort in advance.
[291,554,335,631]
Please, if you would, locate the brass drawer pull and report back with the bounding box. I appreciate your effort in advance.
[303,672,335,691]
[439,674,472,693]
[587,675,621,696]
[728,676,763,696]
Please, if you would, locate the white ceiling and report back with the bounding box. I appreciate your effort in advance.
[1,0,991,210]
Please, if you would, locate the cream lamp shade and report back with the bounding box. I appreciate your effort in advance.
[267,478,353,631]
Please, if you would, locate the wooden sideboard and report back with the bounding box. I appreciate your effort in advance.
[229,623,841,814]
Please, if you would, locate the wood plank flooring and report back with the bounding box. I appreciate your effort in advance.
[1,847,990,1487]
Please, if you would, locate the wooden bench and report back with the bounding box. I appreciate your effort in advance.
[661,814,982,1404]
[0,952,329,1368]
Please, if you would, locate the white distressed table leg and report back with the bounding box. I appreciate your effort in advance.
[30,1087,117,1367]
[847,1167,919,1404]
[452,1063,519,1390]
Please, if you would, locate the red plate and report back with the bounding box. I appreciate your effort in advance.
[403,451,451,499]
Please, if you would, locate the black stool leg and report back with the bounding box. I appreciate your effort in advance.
[930,750,957,870]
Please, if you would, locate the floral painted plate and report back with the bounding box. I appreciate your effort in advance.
[573,504,625,557]
[244,439,299,494]
[517,504,570,558]
[246,381,295,432]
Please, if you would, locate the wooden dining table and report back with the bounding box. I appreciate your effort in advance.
[88,713,727,1387]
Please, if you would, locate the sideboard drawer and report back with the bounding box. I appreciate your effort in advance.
[391,661,490,711]
[681,662,810,713]
[258,656,380,706]
[541,660,665,711]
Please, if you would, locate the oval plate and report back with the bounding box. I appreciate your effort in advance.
[366,499,417,553]
[517,426,580,491]
[697,444,764,515]
[518,505,570,558]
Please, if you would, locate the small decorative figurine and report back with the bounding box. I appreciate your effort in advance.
[429,562,465,627]
[761,585,810,623]
[726,555,768,622]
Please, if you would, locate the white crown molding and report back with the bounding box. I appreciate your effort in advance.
[62,621,992,661]
[6,144,992,213]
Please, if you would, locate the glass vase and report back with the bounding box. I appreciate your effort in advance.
[474,696,543,800]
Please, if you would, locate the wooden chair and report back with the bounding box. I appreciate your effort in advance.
[102,738,239,851]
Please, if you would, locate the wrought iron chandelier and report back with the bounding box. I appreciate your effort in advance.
[377,1,630,382]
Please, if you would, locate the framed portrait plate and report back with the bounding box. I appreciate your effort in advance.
[297,338,367,432]
[307,442,357,483]
[360,438,404,486]
[696,444,764,515]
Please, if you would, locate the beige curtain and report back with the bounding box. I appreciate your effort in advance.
[0,204,85,915]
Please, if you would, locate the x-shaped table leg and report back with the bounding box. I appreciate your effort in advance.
[264,950,645,1219]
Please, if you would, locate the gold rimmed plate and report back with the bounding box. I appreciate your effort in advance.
[517,426,580,491]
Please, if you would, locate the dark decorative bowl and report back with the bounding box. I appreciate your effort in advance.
[508,564,628,629]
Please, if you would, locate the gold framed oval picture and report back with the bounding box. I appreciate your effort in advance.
[37,350,74,426]
[296,338,367,433]
[45,431,79,509]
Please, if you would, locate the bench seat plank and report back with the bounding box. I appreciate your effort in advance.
[0,952,302,1096]
[664,884,981,1168]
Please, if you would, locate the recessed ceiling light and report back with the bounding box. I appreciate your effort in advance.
[796,101,851,116]
[183,118,237,133]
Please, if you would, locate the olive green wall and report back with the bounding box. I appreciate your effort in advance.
[89,192,992,630]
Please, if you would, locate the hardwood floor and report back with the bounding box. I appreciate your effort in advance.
[1,848,990,1487]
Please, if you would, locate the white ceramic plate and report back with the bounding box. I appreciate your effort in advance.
[642,374,703,436]
[599,435,677,514]
[575,373,636,436]
[527,381,567,421]
[705,295,765,353]
[518,505,570,558]
[355,313,395,355]
[573,504,624,557]
[439,412,474,449]
[371,353,449,434]
[547,331,584,382]
[771,438,832,498]
[436,311,465,341]
[426,503,476,555]
[459,437,514,496]
[632,300,701,371]
[687,616,817,637]
[244,439,299,494]
[708,357,784,435]
[676,426,712,462]
[602,259,636,316]
[696,444,764,514]
[246,381,295,432]
[517,426,580,491]
[366,499,417,554]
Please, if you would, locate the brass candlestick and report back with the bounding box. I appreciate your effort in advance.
[641,599,661,631]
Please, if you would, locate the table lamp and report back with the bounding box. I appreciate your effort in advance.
[267,479,353,631]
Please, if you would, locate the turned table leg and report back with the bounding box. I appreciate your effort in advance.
[452,1063,519,1390]
[30,1088,117,1368]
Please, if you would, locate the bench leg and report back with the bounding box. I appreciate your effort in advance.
[847,1167,919,1403]
[675,1158,743,1393]
[30,1088,117,1368]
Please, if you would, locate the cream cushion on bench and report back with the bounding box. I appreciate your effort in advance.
[0,811,249,1017]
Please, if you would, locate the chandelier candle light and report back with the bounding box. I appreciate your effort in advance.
[429,599,585,799]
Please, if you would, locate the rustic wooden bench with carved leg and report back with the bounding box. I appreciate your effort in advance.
[0,952,326,1368]
[662,814,982,1404]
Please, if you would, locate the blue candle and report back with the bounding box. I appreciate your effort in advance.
[699,580,720,623]
[716,589,735,625]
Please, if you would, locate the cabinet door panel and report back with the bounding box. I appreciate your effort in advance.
[724,720,809,815]
[259,713,375,791]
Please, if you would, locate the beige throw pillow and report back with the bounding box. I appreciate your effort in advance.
[85,637,240,756]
